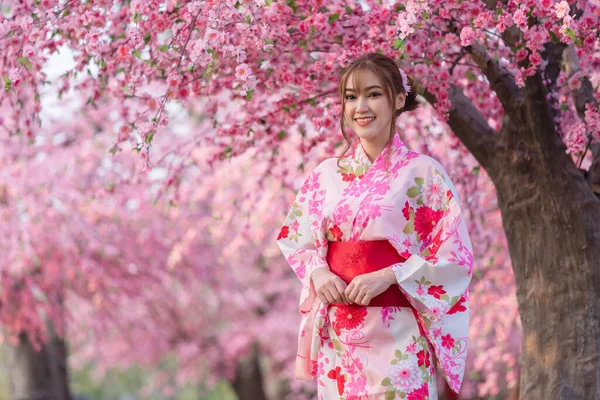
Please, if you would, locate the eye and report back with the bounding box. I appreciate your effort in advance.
[345,95,356,100]
[368,92,381,97]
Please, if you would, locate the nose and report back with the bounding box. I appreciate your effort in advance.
[356,96,368,113]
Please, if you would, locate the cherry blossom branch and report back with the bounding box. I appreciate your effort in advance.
[421,84,501,170]
[465,41,523,119]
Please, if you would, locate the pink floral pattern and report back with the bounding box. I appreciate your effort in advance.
[277,134,473,396]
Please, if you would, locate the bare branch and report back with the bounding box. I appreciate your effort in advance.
[466,42,524,119]
[421,84,501,170]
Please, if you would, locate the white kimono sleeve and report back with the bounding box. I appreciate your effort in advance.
[391,161,473,322]
[277,170,329,313]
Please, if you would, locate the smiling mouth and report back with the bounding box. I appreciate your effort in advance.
[355,117,375,126]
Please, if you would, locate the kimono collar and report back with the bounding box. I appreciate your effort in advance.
[353,134,406,168]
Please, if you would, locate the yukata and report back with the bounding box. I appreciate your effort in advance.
[277,134,473,399]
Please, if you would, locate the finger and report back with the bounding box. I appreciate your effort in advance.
[330,286,346,305]
[361,295,372,306]
[322,289,336,305]
[356,291,369,306]
[334,281,349,305]
[317,293,329,305]
[346,284,361,303]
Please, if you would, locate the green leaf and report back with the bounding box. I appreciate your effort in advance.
[399,392,406,399]
[265,0,272,5]
[246,89,254,101]
[407,186,420,198]
[402,222,414,234]
[565,28,577,42]
[278,130,286,140]
[395,349,402,359]
[390,359,398,365]
[345,6,353,13]
[332,339,343,351]
[328,13,340,24]
[145,132,154,144]
[381,377,391,387]
[440,294,450,301]
[416,196,423,205]
[245,15,251,24]
[304,26,314,42]
[158,45,169,52]
[414,177,424,186]
[108,146,118,155]
[285,0,297,13]
[17,57,33,71]
[144,33,151,45]
[132,49,142,59]
[385,389,395,400]
[393,39,405,51]
[133,13,141,22]
[355,165,365,177]
[293,209,303,217]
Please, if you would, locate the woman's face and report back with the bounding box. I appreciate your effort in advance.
[343,69,405,143]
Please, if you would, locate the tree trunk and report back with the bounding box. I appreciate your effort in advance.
[435,67,600,398]
[491,137,600,398]
[5,321,72,400]
[231,344,267,400]
[481,73,600,399]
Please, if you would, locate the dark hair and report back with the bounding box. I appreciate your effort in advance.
[337,53,420,166]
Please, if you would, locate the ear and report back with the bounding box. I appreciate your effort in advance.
[395,93,406,111]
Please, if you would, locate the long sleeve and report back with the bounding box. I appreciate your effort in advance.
[277,169,329,313]
[390,161,473,323]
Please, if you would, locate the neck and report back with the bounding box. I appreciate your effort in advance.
[360,134,391,162]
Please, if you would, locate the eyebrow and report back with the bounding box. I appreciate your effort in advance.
[345,85,383,92]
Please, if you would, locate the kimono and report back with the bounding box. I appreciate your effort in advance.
[277,134,473,399]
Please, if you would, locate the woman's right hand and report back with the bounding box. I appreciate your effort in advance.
[310,268,350,305]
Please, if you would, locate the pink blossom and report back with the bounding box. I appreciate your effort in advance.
[554,1,570,19]
[513,8,529,32]
[127,27,144,50]
[204,28,221,43]
[23,45,35,58]
[167,72,181,88]
[460,27,475,47]
[17,16,32,30]
[8,68,22,86]
[235,63,251,81]
[529,51,542,67]
[568,72,582,91]
[565,122,587,155]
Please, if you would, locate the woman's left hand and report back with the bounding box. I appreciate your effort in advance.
[345,267,397,306]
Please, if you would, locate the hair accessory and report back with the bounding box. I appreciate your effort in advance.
[399,68,411,94]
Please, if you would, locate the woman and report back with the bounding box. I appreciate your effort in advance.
[277,53,472,399]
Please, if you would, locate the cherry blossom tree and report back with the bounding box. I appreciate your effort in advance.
[2,0,600,398]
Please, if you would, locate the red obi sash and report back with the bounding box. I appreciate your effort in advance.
[327,240,412,308]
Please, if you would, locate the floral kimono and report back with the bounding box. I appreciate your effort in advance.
[277,134,473,399]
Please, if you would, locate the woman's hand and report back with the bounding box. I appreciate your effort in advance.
[311,268,351,305]
[345,267,397,306]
